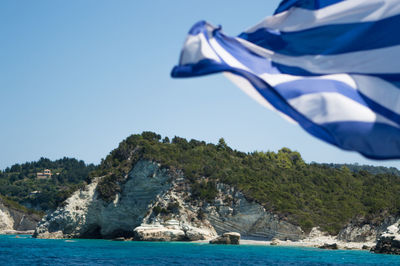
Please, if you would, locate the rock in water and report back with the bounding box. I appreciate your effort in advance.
[270,238,280,246]
[133,224,185,241]
[318,243,338,250]
[362,245,371,250]
[209,232,240,245]
[112,237,126,241]
[371,236,400,254]
[372,221,400,255]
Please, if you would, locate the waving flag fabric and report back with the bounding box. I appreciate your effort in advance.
[171,0,400,160]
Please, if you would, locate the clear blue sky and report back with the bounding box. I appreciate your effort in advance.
[1,0,400,170]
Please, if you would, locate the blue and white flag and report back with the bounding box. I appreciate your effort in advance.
[171,0,400,159]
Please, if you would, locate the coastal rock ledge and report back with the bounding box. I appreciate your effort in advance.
[210,232,240,245]
[134,220,213,241]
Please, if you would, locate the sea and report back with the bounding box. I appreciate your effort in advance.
[0,235,399,265]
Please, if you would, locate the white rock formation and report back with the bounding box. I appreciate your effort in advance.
[33,160,306,241]
[0,199,40,234]
[0,207,14,232]
[34,158,400,247]
[204,183,304,241]
[381,220,400,240]
[338,215,399,242]
[133,220,214,241]
[34,161,177,238]
[210,232,240,244]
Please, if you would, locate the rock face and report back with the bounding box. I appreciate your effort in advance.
[205,183,304,241]
[0,206,13,232]
[33,160,304,241]
[32,159,400,247]
[35,161,178,238]
[371,220,400,255]
[337,215,399,243]
[210,232,240,245]
[32,160,400,247]
[34,161,216,239]
[0,198,41,233]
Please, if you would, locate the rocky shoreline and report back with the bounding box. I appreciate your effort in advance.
[0,228,380,252]
[32,161,305,240]
[0,230,35,235]
[27,160,400,255]
[108,227,376,251]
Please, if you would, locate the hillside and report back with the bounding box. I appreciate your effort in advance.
[0,157,96,211]
[88,132,400,234]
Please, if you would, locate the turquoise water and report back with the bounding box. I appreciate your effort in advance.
[0,235,399,265]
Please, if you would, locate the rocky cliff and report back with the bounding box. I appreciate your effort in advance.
[33,159,400,248]
[33,160,304,240]
[0,198,41,233]
[337,215,399,243]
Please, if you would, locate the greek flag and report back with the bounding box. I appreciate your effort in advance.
[171,0,400,159]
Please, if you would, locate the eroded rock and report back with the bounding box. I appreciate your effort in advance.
[0,198,41,233]
[210,232,240,245]
[34,160,307,241]
[318,243,338,250]
[270,238,280,245]
[372,221,400,255]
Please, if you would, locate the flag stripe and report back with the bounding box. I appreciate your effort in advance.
[353,75,400,117]
[240,15,400,56]
[322,121,400,159]
[288,92,399,128]
[179,33,221,65]
[274,0,342,14]
[236,37,400,75]
[252,0,400,33]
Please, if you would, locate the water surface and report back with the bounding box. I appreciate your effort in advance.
[0,235,399,265]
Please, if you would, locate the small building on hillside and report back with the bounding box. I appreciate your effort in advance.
[37,169,52,179]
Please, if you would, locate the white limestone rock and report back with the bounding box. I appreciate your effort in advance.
[33,160,307,242]
[205,183,305,241]
[210,232,241,245]
[133,224,185,241]
[338,215,398,242]
[33,160,217,240]
[0,208,14,232]
[0,198,40,233]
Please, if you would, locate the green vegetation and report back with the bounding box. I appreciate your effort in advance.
[152,202,180,217]
[0,157,96,211]
[319,162,400,176]
[91,132,400,235]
